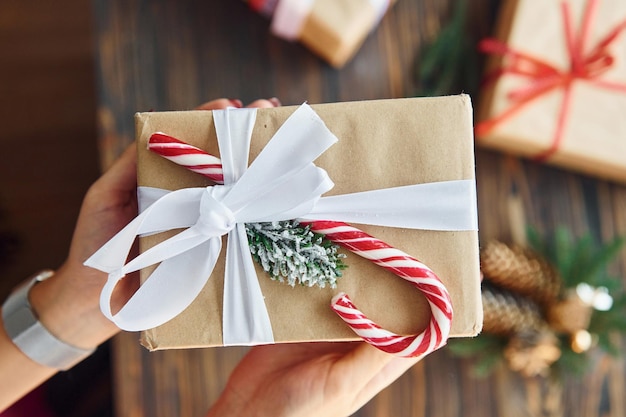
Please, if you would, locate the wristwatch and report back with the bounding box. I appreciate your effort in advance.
[2,270,95,370]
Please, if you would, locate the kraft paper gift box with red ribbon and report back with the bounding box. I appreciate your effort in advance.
[247,0,395,68]
[85,96,482,358]
[476,0,626,183]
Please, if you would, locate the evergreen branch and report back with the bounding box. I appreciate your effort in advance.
[553,227,573,280]
[447,335,506,378]
[589,293,626,333]
[473,353,504,378]
[578,236,625,288]
[526,226,546,257]
[447,335,503,356]
[553,342,591,376]
[528,227,625,289]
[246,220,347,288]
[416,1,480,97]
[566,234,594,286]
[596,333,620,357]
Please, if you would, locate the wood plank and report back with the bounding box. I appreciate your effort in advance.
[0,0,100,295]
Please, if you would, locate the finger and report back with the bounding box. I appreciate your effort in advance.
[355,356,419,407]
[196,98,243,110]
[339,342,397,383]
[338,343,419,413]
[246,97,281,108]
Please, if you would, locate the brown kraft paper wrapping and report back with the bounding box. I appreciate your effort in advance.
[135,96,481,350]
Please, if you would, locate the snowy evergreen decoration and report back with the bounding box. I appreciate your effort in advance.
[246,220,347,288]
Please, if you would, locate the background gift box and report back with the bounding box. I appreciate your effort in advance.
[247,0,396,67]
[476,0,626,183]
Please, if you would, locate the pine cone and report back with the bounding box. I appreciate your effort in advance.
[503,330,561,377]
[482,284,550,336]
[481,241,561,307]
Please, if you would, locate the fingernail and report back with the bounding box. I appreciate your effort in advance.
[229,99,243,108]
[268,97,281,107]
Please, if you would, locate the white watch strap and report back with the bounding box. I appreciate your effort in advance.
[2,270,95,370]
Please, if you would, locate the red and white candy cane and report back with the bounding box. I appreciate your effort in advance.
[147,132,453,358]
[149,132,225,184]
[302,220,452,358]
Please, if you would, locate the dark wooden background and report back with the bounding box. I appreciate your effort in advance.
[91,1,626,416]
[0,1,113,416]
[0,0,100,297]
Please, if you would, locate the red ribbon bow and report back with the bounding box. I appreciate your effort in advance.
[476,0,626,161]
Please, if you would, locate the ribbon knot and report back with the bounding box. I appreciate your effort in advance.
[194,186,236,236]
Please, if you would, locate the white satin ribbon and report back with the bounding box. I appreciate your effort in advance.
[85,103,478,346]
[139,179,477,232]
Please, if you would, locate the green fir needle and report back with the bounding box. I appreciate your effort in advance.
[246,220,347,288]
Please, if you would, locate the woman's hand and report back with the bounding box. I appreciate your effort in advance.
[30,97,282,349]
[28,141,140,349]
[0,128,141,410]
[207,342,419,417]
[1,97,284,412]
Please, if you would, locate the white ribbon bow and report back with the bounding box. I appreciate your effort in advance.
[85,103,478,346]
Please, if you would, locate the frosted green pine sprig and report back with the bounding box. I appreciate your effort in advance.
[246,220,347,288]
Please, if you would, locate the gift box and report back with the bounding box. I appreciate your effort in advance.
[476,0,626,183]
[248,0,395,67]
[88,96,481,354]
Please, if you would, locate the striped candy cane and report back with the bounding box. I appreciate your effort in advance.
[149,133,224,184]
[304,220,452,357]
[147,132,453,357]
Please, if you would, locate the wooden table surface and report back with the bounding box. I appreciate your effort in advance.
[92,1,626,416]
